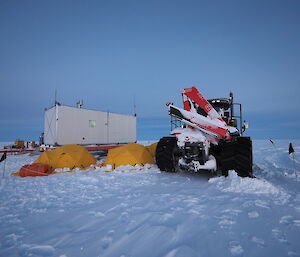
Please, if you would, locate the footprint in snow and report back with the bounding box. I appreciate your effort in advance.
[271,228,289,244]
[95,211,105,218]
[254,200,270,209]
[159,213,174,223]
[107,230,115,236]
[2,233,23,248]
[280,215,294,225]
[219,219,236,229]
[18,244,55,257]
[100,230,115,250]
[228,241,244,256]
[248,211,259,218]
[100,236,113,249]
[216,211,240,229]
[293,219,300,227]
[119,211,129,222]
[251,236,266,247]
[242,200,253,208]
[88,211,106,217]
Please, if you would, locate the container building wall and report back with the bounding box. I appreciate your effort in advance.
[44,105,136,145]
[44,107,57,145]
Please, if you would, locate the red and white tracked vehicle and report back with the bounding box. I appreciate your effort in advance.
[155,86,253,177]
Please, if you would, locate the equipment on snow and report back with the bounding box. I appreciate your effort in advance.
[19,163,53,177]
[1,152,7,178]
[0,152,7,163]
[289,143,295,155]
[289,142,297,179]
[104,143,155,169]
[34,144,96,170]
[155,86,253,177]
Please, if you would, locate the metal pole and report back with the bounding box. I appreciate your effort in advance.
[133,95,137,116]
[292,153,297,180]
[270,140,277,150]
[229,92,234,120]
[2,159,6,178]
[107,110,109,144]
[239,104,243,135]
[55,103,58,145]
[54,89,57,105]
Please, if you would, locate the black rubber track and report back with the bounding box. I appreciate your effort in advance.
[155,137,178,172]
[217,137,253,177]
[219,141,236,176]
[235,137,253,177]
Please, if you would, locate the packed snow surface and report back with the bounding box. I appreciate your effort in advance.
[0,140,300,257]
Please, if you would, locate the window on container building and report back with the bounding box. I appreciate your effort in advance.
[89,120,96,128]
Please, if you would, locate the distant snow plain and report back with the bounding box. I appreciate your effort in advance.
[0,140,299,257]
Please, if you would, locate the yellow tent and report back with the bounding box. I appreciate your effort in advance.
[105,143,155,169]
[145,142,158,161]
[34,144,96,170]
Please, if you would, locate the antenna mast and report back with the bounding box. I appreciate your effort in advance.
[133,94,137,116]
[54,89,57,105]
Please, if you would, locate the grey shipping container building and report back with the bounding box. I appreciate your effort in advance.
[44,104,136,145]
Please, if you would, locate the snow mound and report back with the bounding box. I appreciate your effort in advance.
[209,170,285,195]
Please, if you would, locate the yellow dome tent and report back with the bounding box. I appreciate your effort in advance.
[145,142,158,161]
[104,143,155,169]
[34,144,96,170]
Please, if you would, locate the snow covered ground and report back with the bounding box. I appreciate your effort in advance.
[0,140,299,257]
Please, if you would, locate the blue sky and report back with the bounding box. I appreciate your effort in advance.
[0,0,299,141]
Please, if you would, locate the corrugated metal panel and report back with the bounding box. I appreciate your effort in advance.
[108,112,136,144]
[44,105,136,145]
